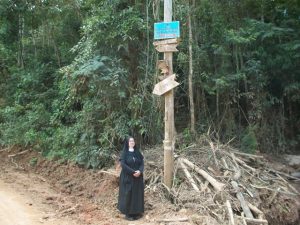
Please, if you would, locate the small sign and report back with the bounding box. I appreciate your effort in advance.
[153,74,179,96]
[153,38,178,46]
[157,60,169,74]
[155,44,178,53]
[154,21,180,40]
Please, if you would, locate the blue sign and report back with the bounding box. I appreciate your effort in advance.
[154,21,180,40]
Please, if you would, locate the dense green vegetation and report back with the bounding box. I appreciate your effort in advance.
[0,0,299,168]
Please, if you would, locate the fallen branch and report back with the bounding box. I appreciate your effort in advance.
[231,181,254,219]
[291,172,300,178]
[239,183,254,198]
[37,176,46,182]
[60,204,79,215]
[226,200,235,225]
[201,180,211,193]
[180,158,225,191]
[268,169,300,181]
[232,151,264,159]
[248,203,263,215]
[222,151,256,172]
[221,157,229,169]
[231,153,242,180]
[250,184,298,196]
[208,141,219,166]
[98,170,119,177]
[161,182,178,200]
[181,144,196,151]
[179,159,200,192]
[0,147,10,152]
[234,155,256,172]
[236,216,268,224]
[268,187,280,204]
[8,150,29,158]
[156,217,189,222]
[241,213,247,225]
[276,174,300,195]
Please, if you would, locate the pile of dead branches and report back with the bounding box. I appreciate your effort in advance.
[144,137,300,225]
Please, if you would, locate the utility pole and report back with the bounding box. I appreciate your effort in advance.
[163,0,174,188]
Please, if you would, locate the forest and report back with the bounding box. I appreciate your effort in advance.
[0,0,299,169]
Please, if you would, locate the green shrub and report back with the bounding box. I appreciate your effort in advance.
[241,125,258,154]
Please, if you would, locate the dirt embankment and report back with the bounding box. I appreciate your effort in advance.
[0,145,299,225]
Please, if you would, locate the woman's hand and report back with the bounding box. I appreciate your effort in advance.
[133,170,141,177]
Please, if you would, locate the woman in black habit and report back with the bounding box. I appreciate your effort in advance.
[118,136,144,221]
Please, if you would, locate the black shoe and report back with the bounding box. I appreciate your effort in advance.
[125,215,135,221]
[133,214,142,220]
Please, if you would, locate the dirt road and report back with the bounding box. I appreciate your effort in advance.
[0,180,34,225]
[0,178,78,225]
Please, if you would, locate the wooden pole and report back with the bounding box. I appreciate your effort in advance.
[163,0,175,188]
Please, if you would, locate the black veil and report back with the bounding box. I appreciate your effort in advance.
[120,136,143,161]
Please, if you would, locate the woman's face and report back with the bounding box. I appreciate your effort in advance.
[128,138,135,148]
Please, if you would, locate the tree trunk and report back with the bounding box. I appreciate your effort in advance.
[18,13,24,68]
[51,29,61,67]
[188,0,195,135]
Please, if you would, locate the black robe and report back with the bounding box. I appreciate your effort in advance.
[117,149,144,215]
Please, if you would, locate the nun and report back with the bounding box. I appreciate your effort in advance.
[117,136,144,221]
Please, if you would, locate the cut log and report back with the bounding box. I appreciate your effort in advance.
[180,158,225,191]
[231,181,254,219]
[179,159,200,192]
